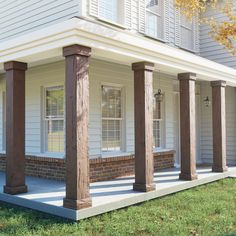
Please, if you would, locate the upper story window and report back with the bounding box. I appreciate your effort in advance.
[146,0,164,40]
[44,86,64,153]
[102,85,123,152]
[153,93,163,148]
[180,15,194,51]
[98,0,124,24]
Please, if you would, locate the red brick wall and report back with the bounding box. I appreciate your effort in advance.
[0,151,175,182]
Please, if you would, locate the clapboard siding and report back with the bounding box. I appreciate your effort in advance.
[0,59,176,157]
[200,4,236,69]
[0,0,80,42]
[200,82,236,165]
[1,0,199,54]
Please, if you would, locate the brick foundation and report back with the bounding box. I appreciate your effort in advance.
[0,151,175,182]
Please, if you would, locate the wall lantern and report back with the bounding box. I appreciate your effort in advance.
[154,70,164,102]
[204,96,211,107]
[155,89,164,102]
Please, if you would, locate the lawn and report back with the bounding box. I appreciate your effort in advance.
[0,179,235,236]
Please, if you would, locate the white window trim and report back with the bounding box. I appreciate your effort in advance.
[145,0,166,42]
[41,84,65,154]
[101,83,125,155]
[2,91,6,152]
[153,89,165,150]
[97,0,126,26]
[180,17,195,52]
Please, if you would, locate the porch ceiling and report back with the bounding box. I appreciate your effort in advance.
[1,18,236,85]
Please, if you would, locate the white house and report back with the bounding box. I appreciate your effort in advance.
[0,0,236,211]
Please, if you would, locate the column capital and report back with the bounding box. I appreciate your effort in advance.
[178,72,197,81]
[63,45,91,57]
[211,80,226,88]
[132,61,154,72]
[4,61,27,71]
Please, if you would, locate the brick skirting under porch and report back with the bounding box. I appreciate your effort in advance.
[0,151,175,182]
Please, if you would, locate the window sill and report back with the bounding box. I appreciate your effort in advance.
[144,34,167,44]
[178,46,196,54]
[28,152,65,159]
[101,151,132,159]
[95,17,128,30]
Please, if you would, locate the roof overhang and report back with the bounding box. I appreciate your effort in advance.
[1,17,236,85]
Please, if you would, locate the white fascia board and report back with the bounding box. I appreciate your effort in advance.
[1,18,236,85]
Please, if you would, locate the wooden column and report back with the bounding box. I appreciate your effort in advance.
[63,45,92,210]
[211,80,228,172]
[3,61,28,194]
[178,73,198,180]
[132,61,156,192]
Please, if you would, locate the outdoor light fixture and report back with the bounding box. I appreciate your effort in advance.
[155,89,164,102]
[154,70,164,102]
[204,96,211,107]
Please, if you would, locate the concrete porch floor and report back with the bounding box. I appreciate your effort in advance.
[0,167,236,221]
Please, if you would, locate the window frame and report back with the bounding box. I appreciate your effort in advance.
[153,90,165,150]
[180,15,195,52]
[2,91,5,152]
[101,83,125,154]
[145,0,165,41]
[97,0,125,26]
[42,85,65,154]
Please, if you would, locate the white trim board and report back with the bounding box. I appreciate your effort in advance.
[1,18,236,85]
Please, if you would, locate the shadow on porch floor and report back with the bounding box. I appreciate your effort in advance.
[0,166,236,221]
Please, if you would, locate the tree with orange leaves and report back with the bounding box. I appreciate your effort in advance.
[175,0,236,54]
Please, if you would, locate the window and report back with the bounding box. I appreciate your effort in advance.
[153,94,162,148]
[44,86,64,153]
[98,0,124,24]
[102,85,123,152]
[180,15,194,50]
[146,0,164,39]
[2,92,5,151]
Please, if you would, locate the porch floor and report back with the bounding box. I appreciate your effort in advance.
[0,167,236,221]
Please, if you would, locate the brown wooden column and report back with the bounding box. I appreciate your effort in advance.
[63,45,92,210]
[178,73,198,180]
[3,61,28,194]
[132,61,156,192]
[211,80,228,172]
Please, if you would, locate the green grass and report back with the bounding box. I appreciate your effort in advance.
[0,179,236,236]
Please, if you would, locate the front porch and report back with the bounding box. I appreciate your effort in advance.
[1,166,236,221]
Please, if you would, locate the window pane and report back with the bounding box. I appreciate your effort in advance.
[146,0,159,13]
[153,97,161,119]
[102,86,122,152]
[99,0,118,22]
[181,27,193,50]
[102,86,121,118]
[102,120,121,151]
[46,87,64,118]
[45,86,65,153]
[153,120,161,148]
[146,0,163,39]
[146,12,158,38]
[181,15,194,50]
[47,120,64,153]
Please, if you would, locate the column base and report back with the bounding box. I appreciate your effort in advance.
[63,197,92,210]
[212,166,228,173]
[179,172,198,181]
[3,185,28,195]
[133,183,156,192]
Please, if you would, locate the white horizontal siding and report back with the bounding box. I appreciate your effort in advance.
[200,82,236,165]
[0,59,177,158]
[200,4,236,69]
[0,0,80,42]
